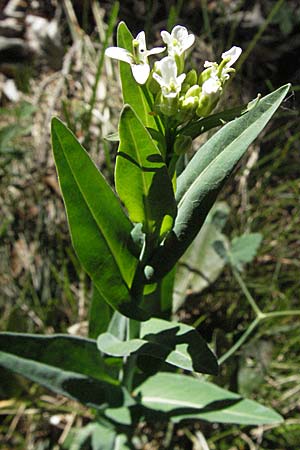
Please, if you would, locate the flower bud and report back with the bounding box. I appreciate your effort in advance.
[185,84,201,98]
[155,93,179,117]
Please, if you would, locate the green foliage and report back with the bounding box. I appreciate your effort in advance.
[66,422,130,450]
[134,372,283,425]
[88,286,113,338]
[117,22,159,130]
[145,84,290,282]
[0,18,292,449]
[0,333,132,410]
[116,105,176,238]
[51,118,147,320]
[98,317,218,374]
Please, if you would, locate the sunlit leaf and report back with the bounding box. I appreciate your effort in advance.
[134,372,283,425]
[145,84,290,282]
[98,318,218,375]
[116,105,176,238]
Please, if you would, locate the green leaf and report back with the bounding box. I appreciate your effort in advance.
[51,117,147,320]
[179,95,260,140]
[107,311,127,341]
[230,233,263,270]
[145,84,290,282]
[0,333,133,410]
[69,422,117,450]
[173,202,230,311]
[0,333,114,382]
[88,286,113,338]
[134,372,283,425]
[89,424,130,450]
[213,232,263,272]
[98,318,218,375]
[117,22,159,130]
[116,105,177,238]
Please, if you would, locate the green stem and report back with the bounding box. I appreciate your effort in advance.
[122,318,141,391]
[123,234,156,390]
[263,310,300,319]
[130,233,156,302]
[218,317,260,365]
[232,268,263,317]
[219,268,300,365]
[141,85,164,135]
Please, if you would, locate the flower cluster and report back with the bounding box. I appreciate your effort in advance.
[105,25,242,120]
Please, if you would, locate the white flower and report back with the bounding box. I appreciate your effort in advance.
[203,46,242,84]
[161,25,195,57]
[222,46,242,68]
[153,56,186,98]
[202,76,221,95]
[105,31,165,84]
[220,46,242,81]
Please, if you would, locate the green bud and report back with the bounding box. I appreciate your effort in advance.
[181,69,198,94]
[185,69,198,86]
[198,65,217,85]
[185,84,200,97]
[174,134,192,155]
[196,92,220,117]
[181,96,198,110]
[155,93,179,117]
[174,53,185,74]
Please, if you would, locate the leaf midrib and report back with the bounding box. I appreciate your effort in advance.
[141,396,277,419]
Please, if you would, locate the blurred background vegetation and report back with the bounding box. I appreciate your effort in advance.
[0,0,299,448]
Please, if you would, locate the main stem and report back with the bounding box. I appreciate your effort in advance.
[122,234,156,390]
[122,318,141,391]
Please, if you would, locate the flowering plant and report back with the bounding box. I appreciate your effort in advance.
[0,22,290,448]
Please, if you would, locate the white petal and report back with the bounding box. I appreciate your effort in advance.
[172,25,188,41]
[204,61,214,68]
[153,72,164,86]
[147,46,165,56]
[136,31,146,50]
[159,57,177,82]
[202,77,221,95]
[222,46,242,67]
[163,90,177,99]
[177,73,186,86]
[161,30,172,45]
[182,33,195,52]
[105,47,132,64]
[131,63,150,84]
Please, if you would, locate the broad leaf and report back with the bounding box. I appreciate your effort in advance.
[213,232,263,272]
[116,105,177,238]
[52,118,147,320]
[145,84,290,281]
[230,233,263,270]
[98,318,218,375]
[89,286,113,338]
[66,422,115,450]
[117,22,159,130]
[0,333,133,410]
[134,372,283,425]
[0,333,115,382]
[71,422,131,450]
